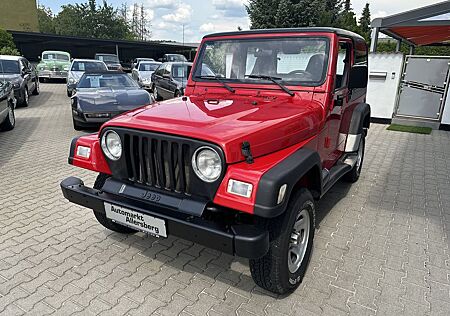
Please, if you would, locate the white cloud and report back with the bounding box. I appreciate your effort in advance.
[199,23,215,32]
[144,0,177,10]
[212,0,248,17]
[162,3,192,22]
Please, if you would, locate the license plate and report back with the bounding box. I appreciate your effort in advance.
[104,203,167,237]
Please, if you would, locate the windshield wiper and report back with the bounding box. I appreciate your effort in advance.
[245,75,295,97]
[195,75,235,93]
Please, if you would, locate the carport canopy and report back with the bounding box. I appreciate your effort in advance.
[370,1,450,52]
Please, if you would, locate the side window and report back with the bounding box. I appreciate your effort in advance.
[335,41,352,90]
[163,64,171,77]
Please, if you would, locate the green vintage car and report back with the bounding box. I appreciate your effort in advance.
[37,51,71,82]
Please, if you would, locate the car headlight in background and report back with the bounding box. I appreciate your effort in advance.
[12,82,20,89]
[63,66,69,71]
[68,77,77,84]
[192,146,222,182]
[101,130,122,160]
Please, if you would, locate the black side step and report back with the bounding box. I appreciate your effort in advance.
[321,162,352,196]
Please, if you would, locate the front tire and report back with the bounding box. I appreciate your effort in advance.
[32,82,40,95]
[93,173,137,234]
[250,188,315,294]
[0,102,15,131]
[153,85,162,101]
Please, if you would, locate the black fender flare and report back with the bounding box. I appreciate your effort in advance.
[344,103,370,152]
[349,103,371,135]
[254,148,322,218]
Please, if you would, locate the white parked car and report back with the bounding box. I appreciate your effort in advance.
[66,59,108,97]
[131,61,161,90]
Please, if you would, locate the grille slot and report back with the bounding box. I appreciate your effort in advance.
[124,134,191,194]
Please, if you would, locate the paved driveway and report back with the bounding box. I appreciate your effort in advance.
[1,83,450,315]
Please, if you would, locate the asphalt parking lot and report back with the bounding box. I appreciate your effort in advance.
[1,83,450,315]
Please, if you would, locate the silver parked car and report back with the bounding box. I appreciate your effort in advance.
[131,61,161,90]
[66,59,108,97]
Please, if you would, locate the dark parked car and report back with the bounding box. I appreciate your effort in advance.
[94,53,122,71]
[0,62,16,131]
[159,54,188,63]
[151,62,192,100]
[0,55,39,107]
[71,71,153,130]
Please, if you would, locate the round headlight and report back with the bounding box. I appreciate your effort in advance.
[101,130,122,160]
[192,147,222,182]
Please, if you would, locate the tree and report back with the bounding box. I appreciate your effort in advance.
[359,3,371,41]
[0,29,20,55]
[247,0,322,29]
[275,0,294,28]
[37,6,55,34]
[53,0,136,40]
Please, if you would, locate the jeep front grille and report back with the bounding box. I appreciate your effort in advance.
[123,133,192,194]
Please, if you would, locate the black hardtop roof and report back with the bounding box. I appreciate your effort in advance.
[203,27,365,41]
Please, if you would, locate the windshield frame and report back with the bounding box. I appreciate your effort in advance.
[192,36,330,88]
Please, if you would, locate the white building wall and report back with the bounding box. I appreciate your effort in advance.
[366,53,404,119]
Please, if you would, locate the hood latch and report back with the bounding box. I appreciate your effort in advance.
[241,141,254,164]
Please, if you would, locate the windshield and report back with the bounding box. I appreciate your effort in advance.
[43,53,70,61]
[172,64,191,79]
[167,55,187,62]
[139,63,159,71]
[194,37,329,86]
[71,61,107,72]
[97,55,120,63]
[77,73,138,89]
[0,60,20,74]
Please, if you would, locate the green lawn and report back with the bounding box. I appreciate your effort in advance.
[386,124,432,134]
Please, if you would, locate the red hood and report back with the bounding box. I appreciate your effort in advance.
[102,92,324,163]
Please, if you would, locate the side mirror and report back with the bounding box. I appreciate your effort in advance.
[348,65,368,89]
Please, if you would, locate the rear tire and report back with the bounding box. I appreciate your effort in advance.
[0,102,15,131]
[93,173,137,234]
[20,88,29,107]
[344,133,365,183]
[249,188,315,294]
[67,89,72,97]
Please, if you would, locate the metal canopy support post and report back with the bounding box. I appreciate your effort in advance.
[115,44,119,58]
[409,46,415,55]
[370,27,379,53]
[396,39,402,52]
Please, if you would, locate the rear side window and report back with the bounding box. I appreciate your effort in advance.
[71,62,107,72]
[354,39,368,65]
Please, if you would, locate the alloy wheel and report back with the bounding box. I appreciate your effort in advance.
[288,208,311,274]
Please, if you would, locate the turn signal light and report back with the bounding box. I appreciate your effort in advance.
[227,179,253,198]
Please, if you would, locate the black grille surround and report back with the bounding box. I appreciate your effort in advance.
[101,127,227,200]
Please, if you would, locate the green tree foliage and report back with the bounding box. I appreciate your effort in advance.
[37,6,56,34]
[247,0,323,29]
[36,0,152,41]
[359,3,371,41]
[247,0,373,41]
[377,41,450,56]
[53,0,136,40]
[0,29,20,55]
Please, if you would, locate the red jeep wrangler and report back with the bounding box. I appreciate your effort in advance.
[61,27,370,294]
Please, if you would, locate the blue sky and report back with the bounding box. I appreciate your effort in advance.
[37,0,441,43]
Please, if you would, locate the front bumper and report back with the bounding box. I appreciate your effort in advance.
[60,176,269,259]
[39,70,68,79]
